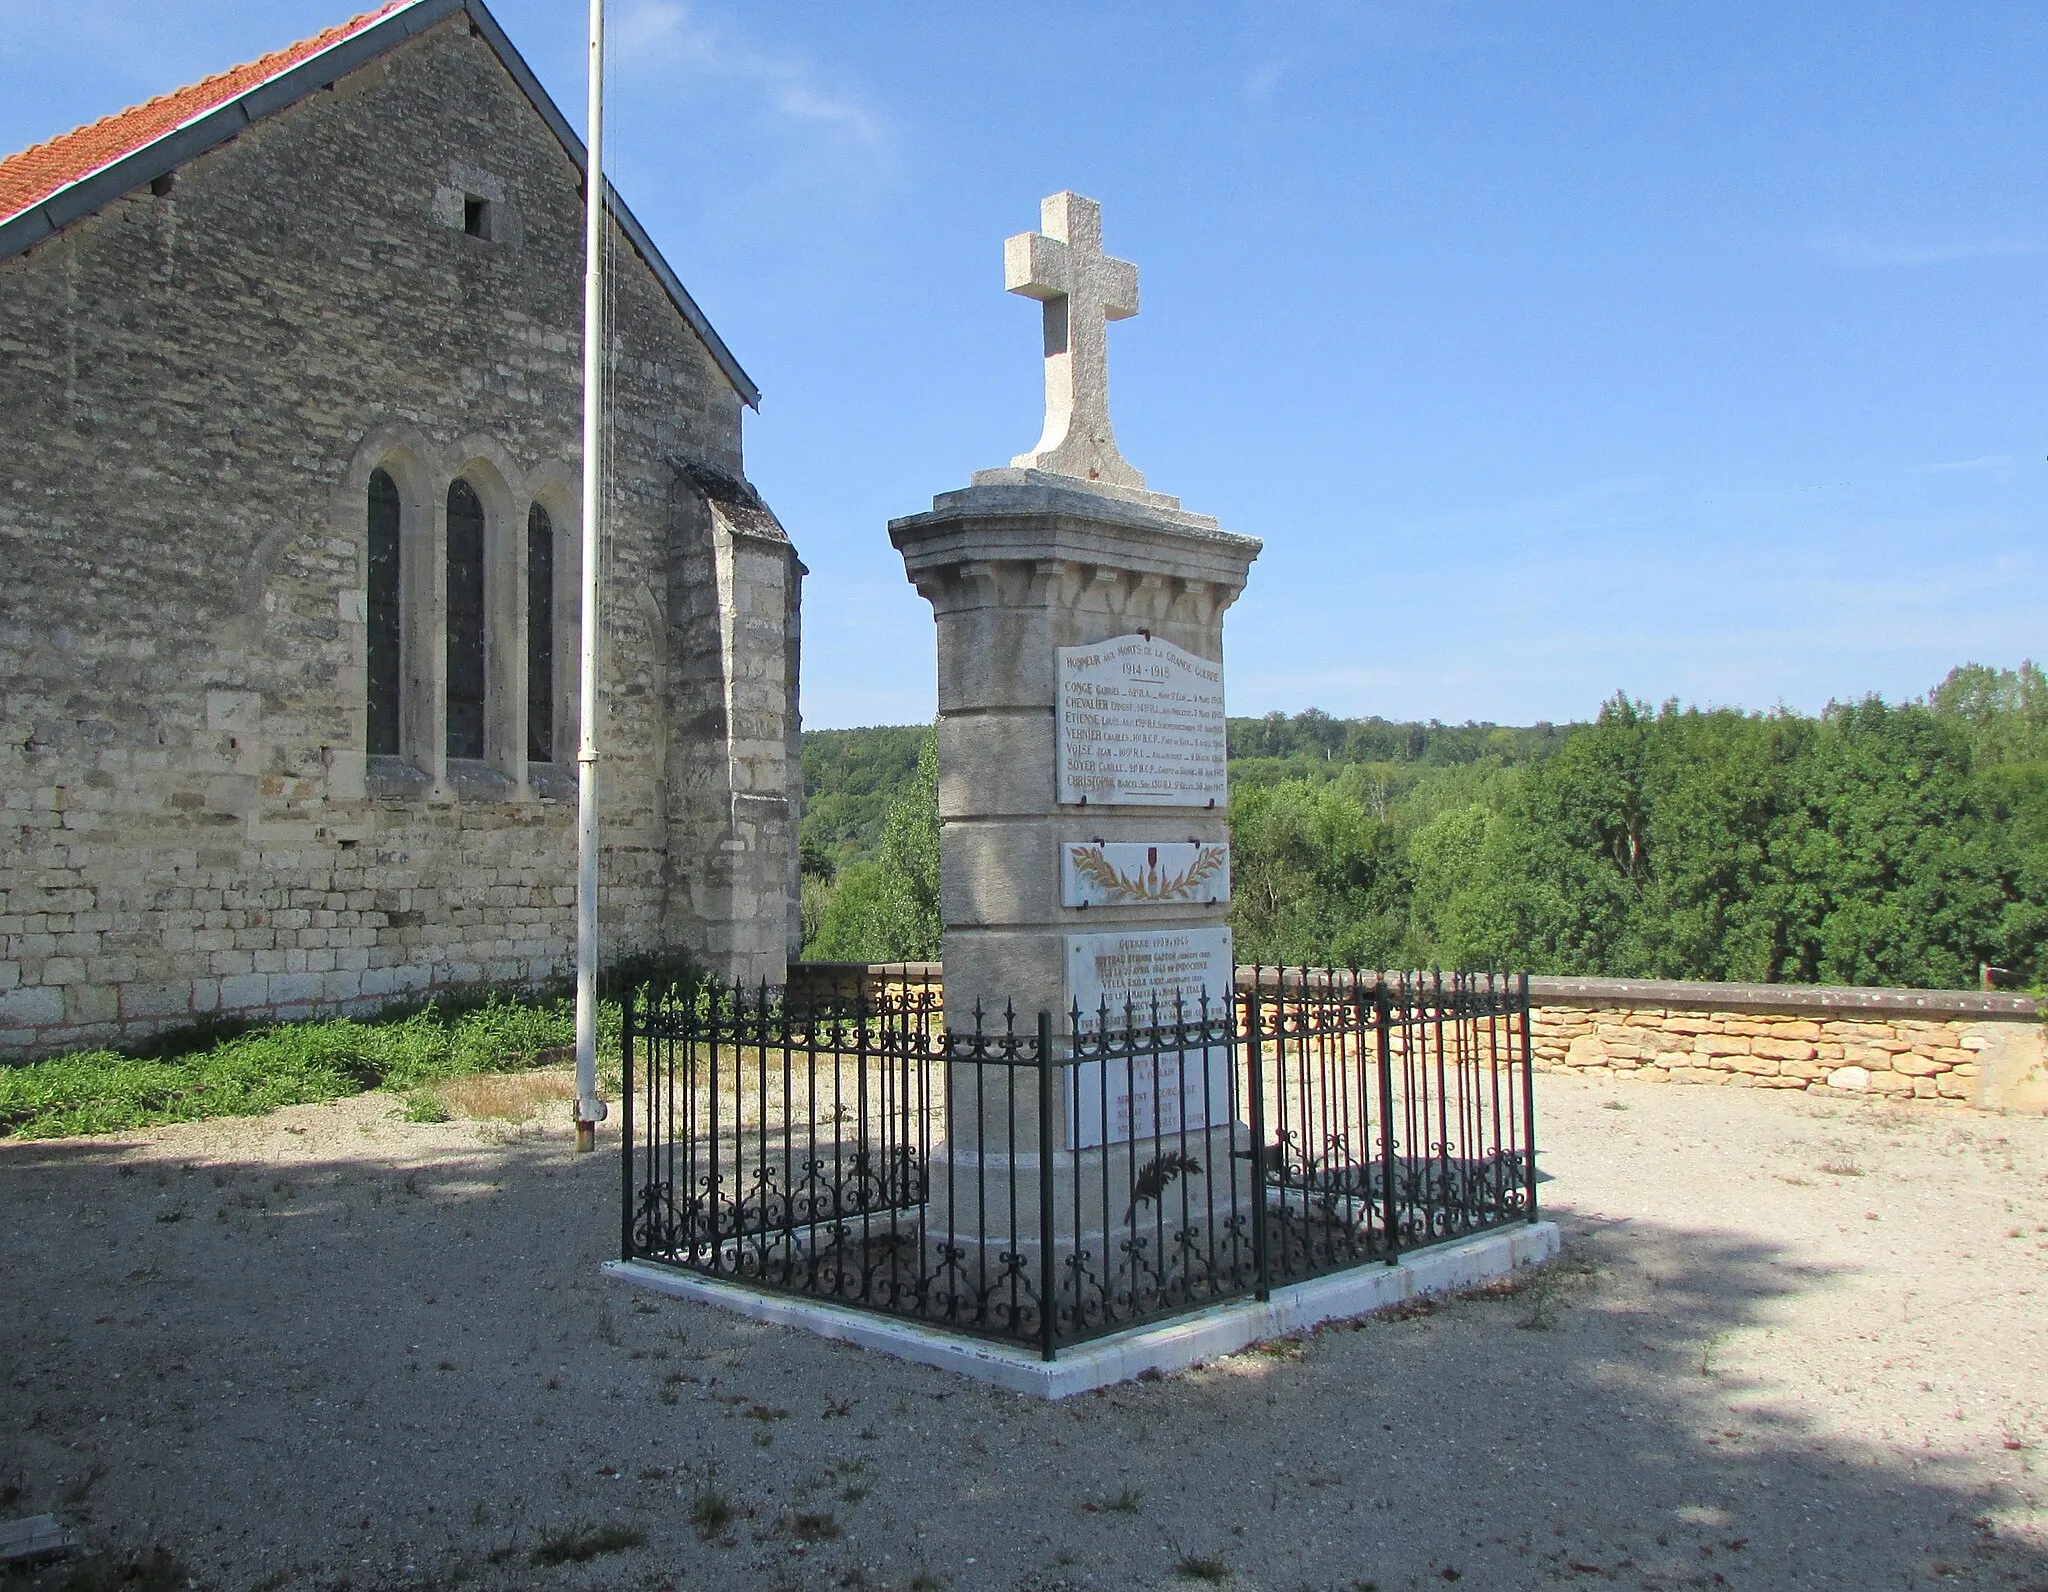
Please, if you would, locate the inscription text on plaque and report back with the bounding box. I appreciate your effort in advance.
[1056,634,1227,807]
[1065,926,1234,1150]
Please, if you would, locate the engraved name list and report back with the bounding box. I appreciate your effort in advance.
[1056,634,1227,807]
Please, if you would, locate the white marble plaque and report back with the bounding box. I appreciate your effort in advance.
[1066,926,1233,1027]
[1057,635,1227,807]
[1068,1044,1232,1152]
[1065,926,1234,1149]
[1060,841,1231,907]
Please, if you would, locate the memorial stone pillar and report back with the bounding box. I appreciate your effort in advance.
[891,193,1262,1176]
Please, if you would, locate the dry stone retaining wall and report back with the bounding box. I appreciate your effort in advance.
[1527,978,2048,1113]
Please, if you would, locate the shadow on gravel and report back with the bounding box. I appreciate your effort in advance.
[0,1128,2042,1591]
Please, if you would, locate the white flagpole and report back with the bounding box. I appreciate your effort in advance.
[574,0,606,1154]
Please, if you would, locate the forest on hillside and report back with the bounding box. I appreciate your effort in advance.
[798,663,2048,989]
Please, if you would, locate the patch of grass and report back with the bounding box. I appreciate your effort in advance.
[1174,1553,1231,1582]
[401,1092,452,1124]
[528,1521,646,1567]
[690,1479,737,1541]
[1818,1160,1865,1177]
[0,992,624,1140]
[1084,1486,1143,1514]
[791,1511,841,1543]
[430,1069,578,1123]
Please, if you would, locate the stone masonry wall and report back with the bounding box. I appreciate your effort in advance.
[0,16,799,1057]
[1527,978,2048,1112]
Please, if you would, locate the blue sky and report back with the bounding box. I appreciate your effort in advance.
[6,1,2046,729]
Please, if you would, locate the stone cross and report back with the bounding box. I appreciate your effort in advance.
[1005,191,1146,490]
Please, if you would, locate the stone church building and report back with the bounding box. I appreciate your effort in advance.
[0,0,803,1057]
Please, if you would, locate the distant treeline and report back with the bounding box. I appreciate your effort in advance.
[1228,709,1576,769]
[801,711,1551,867]
[798,666,2048,990]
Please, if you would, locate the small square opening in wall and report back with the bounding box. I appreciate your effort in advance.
[463,195,493,239]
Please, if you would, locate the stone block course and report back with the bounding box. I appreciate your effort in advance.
[1528,977,2045,1112]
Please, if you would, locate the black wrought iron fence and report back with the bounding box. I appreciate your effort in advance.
[622,968,1536,1359]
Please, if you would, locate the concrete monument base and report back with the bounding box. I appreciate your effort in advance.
[602,1220,1561,1399]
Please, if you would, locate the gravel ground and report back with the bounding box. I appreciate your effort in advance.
[2,1072,2045,1592]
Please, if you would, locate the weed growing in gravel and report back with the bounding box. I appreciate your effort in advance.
[1173,1551,1231,1582]
[791,1511,841,1542]
[1517,1269,1563,1331]
[1819,1160,1865,1177]
[0,993,625,1140]
[529,1521,646,1566]
[62,1456,109,1505]
[402,1093,452,1124]
[690,1474,737,1541]
[1084,1486,1144,1514]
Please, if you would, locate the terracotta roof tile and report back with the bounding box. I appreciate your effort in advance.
[0,1,416,227]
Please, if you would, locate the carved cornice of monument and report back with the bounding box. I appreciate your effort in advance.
[891,479,1260,601]
[904,555,1245,628]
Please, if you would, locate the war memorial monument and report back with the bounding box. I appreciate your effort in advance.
[610,193,1553,1395]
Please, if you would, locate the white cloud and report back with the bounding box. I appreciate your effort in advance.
[609,0,886,154]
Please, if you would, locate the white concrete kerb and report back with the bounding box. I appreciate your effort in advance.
[602,1220,1561,1399]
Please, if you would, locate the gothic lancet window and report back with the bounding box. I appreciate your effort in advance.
[366,469,402,756]
[527,504,555,763]
[446,478,487,760]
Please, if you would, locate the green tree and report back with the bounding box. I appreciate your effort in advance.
[1767,699,2007,988]
[806,731,940,960]
[1229,780,1419,967]
[1929,660,2048,766]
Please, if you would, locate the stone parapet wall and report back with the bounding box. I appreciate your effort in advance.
[1525,977,2047,1113]
[705,966,2048,1117]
